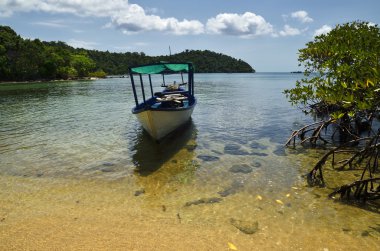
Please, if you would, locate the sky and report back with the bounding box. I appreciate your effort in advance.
[1,0,379,72]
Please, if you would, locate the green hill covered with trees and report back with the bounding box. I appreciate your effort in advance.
[0,26,254,82]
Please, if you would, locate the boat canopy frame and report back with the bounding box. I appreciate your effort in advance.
[128,62,195,107]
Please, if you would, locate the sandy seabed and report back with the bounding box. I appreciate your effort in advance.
[0,175,378,251]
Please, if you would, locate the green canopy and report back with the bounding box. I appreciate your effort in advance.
[130,62,193,74]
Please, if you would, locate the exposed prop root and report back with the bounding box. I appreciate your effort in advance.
[329,178,380,201]
[306,137,373,186]
[285,119,332,147]
[306,130,380,202]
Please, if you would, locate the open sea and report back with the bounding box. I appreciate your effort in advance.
[0,73,379,250]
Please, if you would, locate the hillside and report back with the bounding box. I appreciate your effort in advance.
[86,49,255,74]
[0,25,255,82]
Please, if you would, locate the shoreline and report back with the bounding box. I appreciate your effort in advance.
[0,174,378,251]
[0,77,102,85]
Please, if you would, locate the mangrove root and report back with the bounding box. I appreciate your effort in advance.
[329,178,380,201]
[306,130,380,202]
[285,119,332,147]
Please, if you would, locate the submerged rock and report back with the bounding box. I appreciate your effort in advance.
[218,180,244,197]
[197,155,220,162]
[229,164,253,174]
[250,141,268,150]
[224,144,250,155]
[211,149,223,155]
[184,197,222,207]
[134,189,145,196]
[224,144,240,151]
[273,146,286,156]
[101,167,114,172]
[361,230,370,237]
[100,162,116,172]
[230,218,259,234]
[251,152,268,157]
[251,161,262,168]
[102,162,115,166]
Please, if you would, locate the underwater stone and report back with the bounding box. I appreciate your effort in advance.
[184,197,222,207]
[250,142,268,150]
[224,144,250,155]
[361,230,370,237]
[211,150,223,155]
[229,164,253,174]
[134,189,145,196]
[273,146,286,156]
[230,218,259,234]
[197,155,220,162]
[251,161,262,168]
[101,168,113,172]
[102,162,115,166]
[218,181,244,197]
[251,152,268,157]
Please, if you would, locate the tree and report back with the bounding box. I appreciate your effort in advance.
[70,53,96,78]
[0,25,255,81]
[285,21,379,119]
[284,21,380,203]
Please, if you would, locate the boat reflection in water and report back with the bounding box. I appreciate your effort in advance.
[131,120,198,177]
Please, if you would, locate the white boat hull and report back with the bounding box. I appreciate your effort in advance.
[135,106,195,140]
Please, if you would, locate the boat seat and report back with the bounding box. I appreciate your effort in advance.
[156,94,188,104]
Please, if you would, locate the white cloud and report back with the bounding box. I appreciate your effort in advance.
[279,25,301,36]
[314,25,332,36]
[31,20,67,28]
[2,0,307,39]
[291,11,313,23]
[67,39,98,49]
[111,4,204,35]
[0,0,204,35]
[206,12,274,37]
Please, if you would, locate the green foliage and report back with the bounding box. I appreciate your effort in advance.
[85,49,254,74]
[70,53,96,77]
[57,66,77,79]
[0,26,97,81]
[284,21,380,123]
[156,50,254,73]
[0,25,255,81]
[89,70,107,78]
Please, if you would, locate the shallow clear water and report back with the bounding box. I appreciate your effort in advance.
[0,73,379,249]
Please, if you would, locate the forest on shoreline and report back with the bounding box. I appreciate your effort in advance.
[0,26,254,82]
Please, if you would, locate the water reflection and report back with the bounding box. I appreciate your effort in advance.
[130,120,199,196]
[131,120,198,176]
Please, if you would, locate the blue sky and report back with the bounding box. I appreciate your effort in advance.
[1,0,379,71]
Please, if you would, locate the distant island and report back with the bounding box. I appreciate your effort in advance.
[0,26,255,82]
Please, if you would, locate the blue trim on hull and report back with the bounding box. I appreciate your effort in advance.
[132,97,197,114]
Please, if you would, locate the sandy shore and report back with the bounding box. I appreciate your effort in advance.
[0,175,378,251]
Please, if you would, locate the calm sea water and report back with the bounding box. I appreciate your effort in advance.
[0,73,379,249]
[0,73,306,178]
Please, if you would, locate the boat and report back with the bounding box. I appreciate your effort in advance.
[128,62,197,141]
